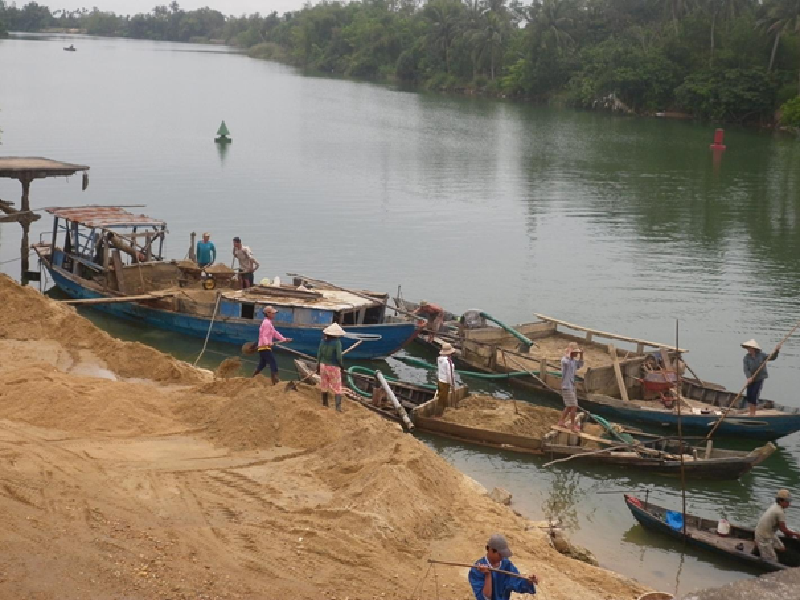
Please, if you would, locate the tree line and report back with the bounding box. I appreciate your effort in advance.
[1,0,799,126]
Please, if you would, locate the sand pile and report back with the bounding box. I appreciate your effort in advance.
[0,274,208,384]
[0,277,647,600]
[440,395,562,437]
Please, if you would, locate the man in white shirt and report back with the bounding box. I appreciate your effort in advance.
[437,342,457,413]
[233,236,260,289]
[755,489,799,562]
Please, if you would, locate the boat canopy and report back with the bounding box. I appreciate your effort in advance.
[223,287,382,311]
[43,206,166,229]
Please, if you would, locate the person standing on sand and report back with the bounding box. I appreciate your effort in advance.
[253,306,291,385]
[316,323,345,412]
[558,343,584,432]
[742,339,779,417]
[469,533,538,600]
[196,232,216,268]
[437,342,457,412]
[233,236,260,289]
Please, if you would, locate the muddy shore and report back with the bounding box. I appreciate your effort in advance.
[0,275,647,599]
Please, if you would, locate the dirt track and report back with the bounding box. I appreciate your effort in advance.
[0,275,647,599]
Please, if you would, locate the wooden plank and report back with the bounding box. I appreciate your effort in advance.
[550,426,619,446]
[533,313,687,352]
[63,291,176,305]
[414,417,543,451]
[608,344,630,402]
[111,250,126,294]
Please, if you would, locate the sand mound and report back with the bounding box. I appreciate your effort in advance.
[0,277,647,600]
[440,394,562,437]
[0,275,208,384]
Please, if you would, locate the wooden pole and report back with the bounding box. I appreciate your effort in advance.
[376,371,414,431]
[676,320,687,538]
[426,560,531,581]
[706,317,800,440]
[19,178,31,283]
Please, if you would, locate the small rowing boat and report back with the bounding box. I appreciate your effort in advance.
[623,494,800,571]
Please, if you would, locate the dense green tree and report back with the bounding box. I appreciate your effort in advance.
[1,0,799,123]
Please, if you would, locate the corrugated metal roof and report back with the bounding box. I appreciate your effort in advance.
[43,206,165,228]
[0,157,89,178]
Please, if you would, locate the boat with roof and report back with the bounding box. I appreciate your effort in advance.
[32,205,420,359]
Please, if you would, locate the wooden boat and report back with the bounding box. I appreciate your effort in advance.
[63,45,76,51]
[457,313,800,440]
[541,426,775,479]
[294,360,775,479]
[32,206,420,359]
[623,494,800,571]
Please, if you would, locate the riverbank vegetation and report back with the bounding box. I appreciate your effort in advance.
[1,0,799,124]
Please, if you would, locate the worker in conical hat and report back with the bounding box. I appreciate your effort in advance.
[317,323,346,411]
[436,342,457,412]
[742,339,779,417]
[558,343,584,432]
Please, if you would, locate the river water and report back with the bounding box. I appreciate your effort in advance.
[2,33,800,597]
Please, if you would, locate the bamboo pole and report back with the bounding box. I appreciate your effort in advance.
[706,317,800,440]
[376,371,414,431]
[426,560,532,581]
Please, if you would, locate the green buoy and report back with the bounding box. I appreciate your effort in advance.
[215,120,231,143]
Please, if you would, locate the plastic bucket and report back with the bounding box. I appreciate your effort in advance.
[241,342,257,355]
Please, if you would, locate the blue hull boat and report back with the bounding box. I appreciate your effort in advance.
[579,394,800,441]
[456,314,800,441]
[33,206,419,361]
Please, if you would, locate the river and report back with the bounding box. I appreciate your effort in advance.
[2,33,800,597]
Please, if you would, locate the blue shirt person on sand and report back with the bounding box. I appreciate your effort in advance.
[468,534,537,600]
[196,232,216,267]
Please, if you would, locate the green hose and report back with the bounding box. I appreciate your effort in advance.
[346,365,437,398]
[394,356,566,380]
[479,312,535,351]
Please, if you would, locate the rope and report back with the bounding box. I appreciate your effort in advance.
[193,292,222,366]
[408,562,433,600]
[706,318,800,439]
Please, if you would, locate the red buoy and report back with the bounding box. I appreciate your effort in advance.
[709,128,726,150]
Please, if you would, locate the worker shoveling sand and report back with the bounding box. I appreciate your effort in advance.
[0,275,647,600]
[439,395,562,438]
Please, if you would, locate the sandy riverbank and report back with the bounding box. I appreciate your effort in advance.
[0,275,647,599]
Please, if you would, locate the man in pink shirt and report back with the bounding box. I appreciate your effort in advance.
[253,306,292,384]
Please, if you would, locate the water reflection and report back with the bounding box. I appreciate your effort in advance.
[215,138,231,165]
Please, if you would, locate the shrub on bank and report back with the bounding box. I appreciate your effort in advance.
[780,97,800,128]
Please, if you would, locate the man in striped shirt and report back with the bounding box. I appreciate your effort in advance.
[558,343,584,432]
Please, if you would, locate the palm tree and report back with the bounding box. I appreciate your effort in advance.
[705,0,747,65]
[760,0,800,76]
[528,0,576,54]
[659,0,690,34]
[470,11,504,79]
[424,0,464,74]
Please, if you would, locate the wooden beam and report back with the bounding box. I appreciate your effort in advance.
[608,344,630,402]
[533,313,687,352]
[63,291,175,305]
[111,250,127,294]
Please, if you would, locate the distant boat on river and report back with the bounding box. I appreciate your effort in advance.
[63,44,76,52]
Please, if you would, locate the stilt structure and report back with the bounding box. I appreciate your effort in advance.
[0,157,89,283]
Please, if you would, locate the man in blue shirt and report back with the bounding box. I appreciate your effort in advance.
[742,339,779,416]
[468,534,537,600]
[196,232,216,268]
